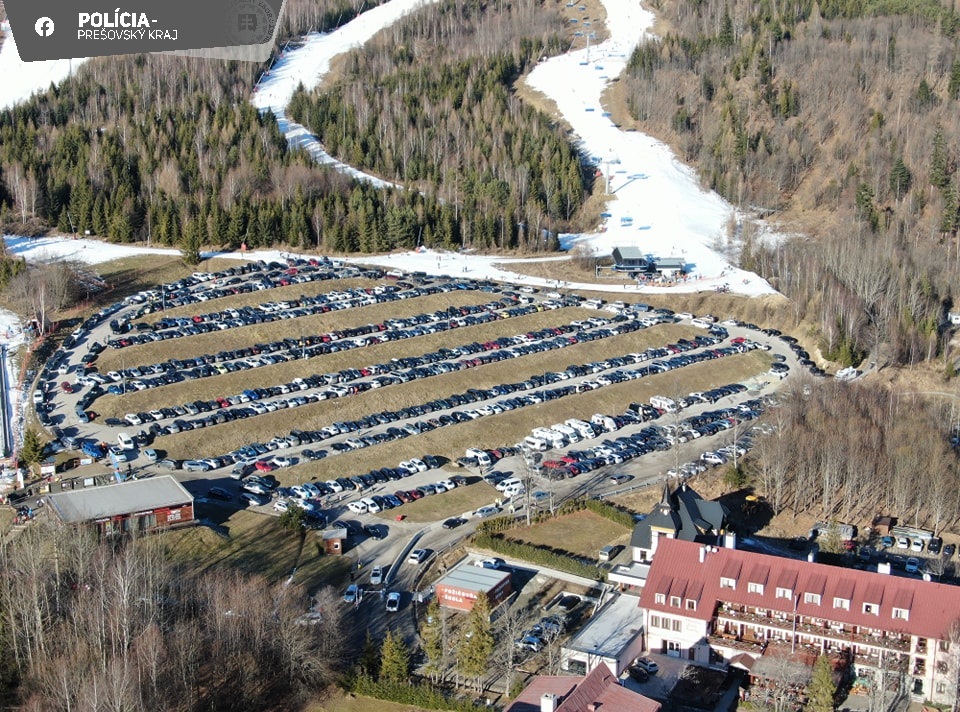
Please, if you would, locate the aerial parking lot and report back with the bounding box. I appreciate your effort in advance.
[36,257,800,506]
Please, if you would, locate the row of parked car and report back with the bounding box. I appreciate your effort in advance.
[531,391,765,479]
[108,277,500,349]
[114,311,705,439]
[141,326,752,485]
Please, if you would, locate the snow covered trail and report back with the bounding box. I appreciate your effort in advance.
[256,0,777,295]
[251,0,445,189]
[0,27,89,111]
[523,0,775,296]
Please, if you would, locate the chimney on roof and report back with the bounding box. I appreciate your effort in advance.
[699,545,706,563]
[724,532,737,549]
[877,562,891,575]
[541,693,559,712]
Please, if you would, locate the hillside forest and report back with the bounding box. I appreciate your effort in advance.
[0,0,590,258]
[621,0,960,366]
[289,0,587,250]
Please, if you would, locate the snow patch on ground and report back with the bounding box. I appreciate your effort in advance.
[0,28,89,111]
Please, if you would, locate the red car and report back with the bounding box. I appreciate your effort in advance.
[254,460,275,473]
[60,381,74,394]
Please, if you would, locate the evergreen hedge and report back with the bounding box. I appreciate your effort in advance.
[346,675,485,711]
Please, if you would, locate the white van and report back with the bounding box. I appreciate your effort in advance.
[524,436,548,452]
[347,500,369,515]
[33,389,44,405]
[117,433,135,450]
[496,478,523,493]
[361,497,381,514]
[650,395,678,413]
[691,318,712,329]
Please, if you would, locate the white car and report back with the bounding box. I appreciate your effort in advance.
[474,506,500,518]
[301,482,321,498]
[117,432,135,450]
[370,566,384,586]
[347,501,369,515]
[438,479,456,491]
[385,591,401,612]
[409,458,428,472]
[273,499,290,513]
[325,479,343,493]
[272,456,296,468]
[408,549,428,565]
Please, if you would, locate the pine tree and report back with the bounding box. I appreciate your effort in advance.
[459,594,494,691]
[379,629,410,684]
[931,125,950,189]
[359,630,380,679]
[421,597,444,682]
[806,654,836,712]
[949,59,960,101]
[718,7,735,48]
[889,156,912,199]
[21,428,44,469]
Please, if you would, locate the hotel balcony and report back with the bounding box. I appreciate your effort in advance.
[715,604,911,654]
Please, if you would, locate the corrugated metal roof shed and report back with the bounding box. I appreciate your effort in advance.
[47,475,193,524]
[436,564,511,593]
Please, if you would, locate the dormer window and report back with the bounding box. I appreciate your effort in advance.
[833,597,850,610]
[720,577,736,590]
[776,587,792,600]
[686,599,697,611]
[863,603,878,615]
[804,592,821,605]
[892,607,908,620]
[655,593,666,605]
[747,582,764,595]
[670,596,681,607]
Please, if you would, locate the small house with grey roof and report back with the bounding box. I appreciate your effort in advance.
[630,480,728,562]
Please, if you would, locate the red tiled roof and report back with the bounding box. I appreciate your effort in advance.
[640,539,960,639]
[504,676,579,712]
[504,663,661,712]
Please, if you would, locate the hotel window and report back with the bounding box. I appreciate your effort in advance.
[720,577,736,590]
[892,608,909,620]
[804,592,821,605]
[833,597,850,610]
[670,596,681,607]
[776,587,792,599]
[747,582,764,594]
[686,599,697,611]
[655,593,666,604]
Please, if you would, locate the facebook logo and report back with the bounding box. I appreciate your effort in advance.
[34,17,54,36]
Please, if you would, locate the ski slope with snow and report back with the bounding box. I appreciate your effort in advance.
[0,27,89,111]
[251,0,445,188]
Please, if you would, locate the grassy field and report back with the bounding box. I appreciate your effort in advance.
[149,321,698,460]
[96,289,495,372]
[160,509,351,589]
[505,510,631,558]
[305,690,448,712]
[197,350,772,489]
[97,304,599,419]
[375,481,499,523]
